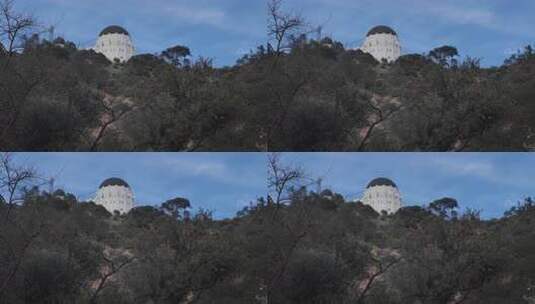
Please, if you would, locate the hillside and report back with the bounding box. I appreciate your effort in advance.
[2,32,535,151]
[2,187,535,303]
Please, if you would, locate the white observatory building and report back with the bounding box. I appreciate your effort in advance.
[94,178,134,214]
[361,177,402,214]
[360,25,401,63]
[94,25,135,63]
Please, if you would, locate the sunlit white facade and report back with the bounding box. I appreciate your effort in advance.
[361,178,402,214]
[94,25,135,63]
[360,25,401,63]
[94,178,134,214]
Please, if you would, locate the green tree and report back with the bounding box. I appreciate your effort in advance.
[161,197,191,220]
[428,197,459,219]
[429,45,459,67]
[161,45,191,67]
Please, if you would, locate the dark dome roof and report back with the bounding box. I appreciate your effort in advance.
[367,25,397,37]
[99,25,130,37]
[366,177,397,189]
[99,178,130,189]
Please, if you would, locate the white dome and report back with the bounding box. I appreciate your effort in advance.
[94,25,135,63]
[360,25,401,63]
[94,178,134,214]
[361,178,402,214]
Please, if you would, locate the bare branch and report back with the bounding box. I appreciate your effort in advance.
[89,94,134,151]
[0,152,40,220]
[357,97,403,151]
[267,0,306,56]
[89,253,136,304]
[356,252,402,304]
[0,0,37,59]
[268,153,312,207]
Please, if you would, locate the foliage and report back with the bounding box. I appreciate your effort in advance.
[1,1,534,151]
[1,181,534,304]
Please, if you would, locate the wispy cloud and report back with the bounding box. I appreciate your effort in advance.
[158,4,227,27]
[411,0,496,27]
[156,157,227,178]
[147,154,265,189]
[425,155,533,189]
[19,0,535,67]
[430,157,495,179]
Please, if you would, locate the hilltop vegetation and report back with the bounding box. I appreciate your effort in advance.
[1,154,535,304]
[3,184,535,303]
[2,0,535,151]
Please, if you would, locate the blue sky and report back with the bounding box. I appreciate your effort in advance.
[11,153,266,219]
[15,0,535,67]
[281,153,535,219]
[8,153,535,220]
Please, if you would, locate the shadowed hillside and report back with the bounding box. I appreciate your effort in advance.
[2,185,535,303]
[1,0,535,151]
[2,154,535,303]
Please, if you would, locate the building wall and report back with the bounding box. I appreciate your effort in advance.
[362,185,402,214]
[94,33,134,63]
[95,185,134,214]
[361,33,401,62]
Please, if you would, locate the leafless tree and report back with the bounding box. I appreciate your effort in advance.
[0,152,40,220]
[89,253,136,304]
[0,0,42,147]
[89,94,134,151]
[0,0,37,59]
[355,254,402,304]
[0,152,44,299]
[264,165,315,304]
[267,0,306,56]
[357,98,403,151]
[267,153,311,207]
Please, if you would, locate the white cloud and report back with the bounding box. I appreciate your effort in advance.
[146,154,264,189]
[160,157,227,178]
[432,157,495,178]
[160,4,226,27]
[417,1,496,27]
[308,0,502,32]
[132,0,260,36]
[427,156,532,189]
